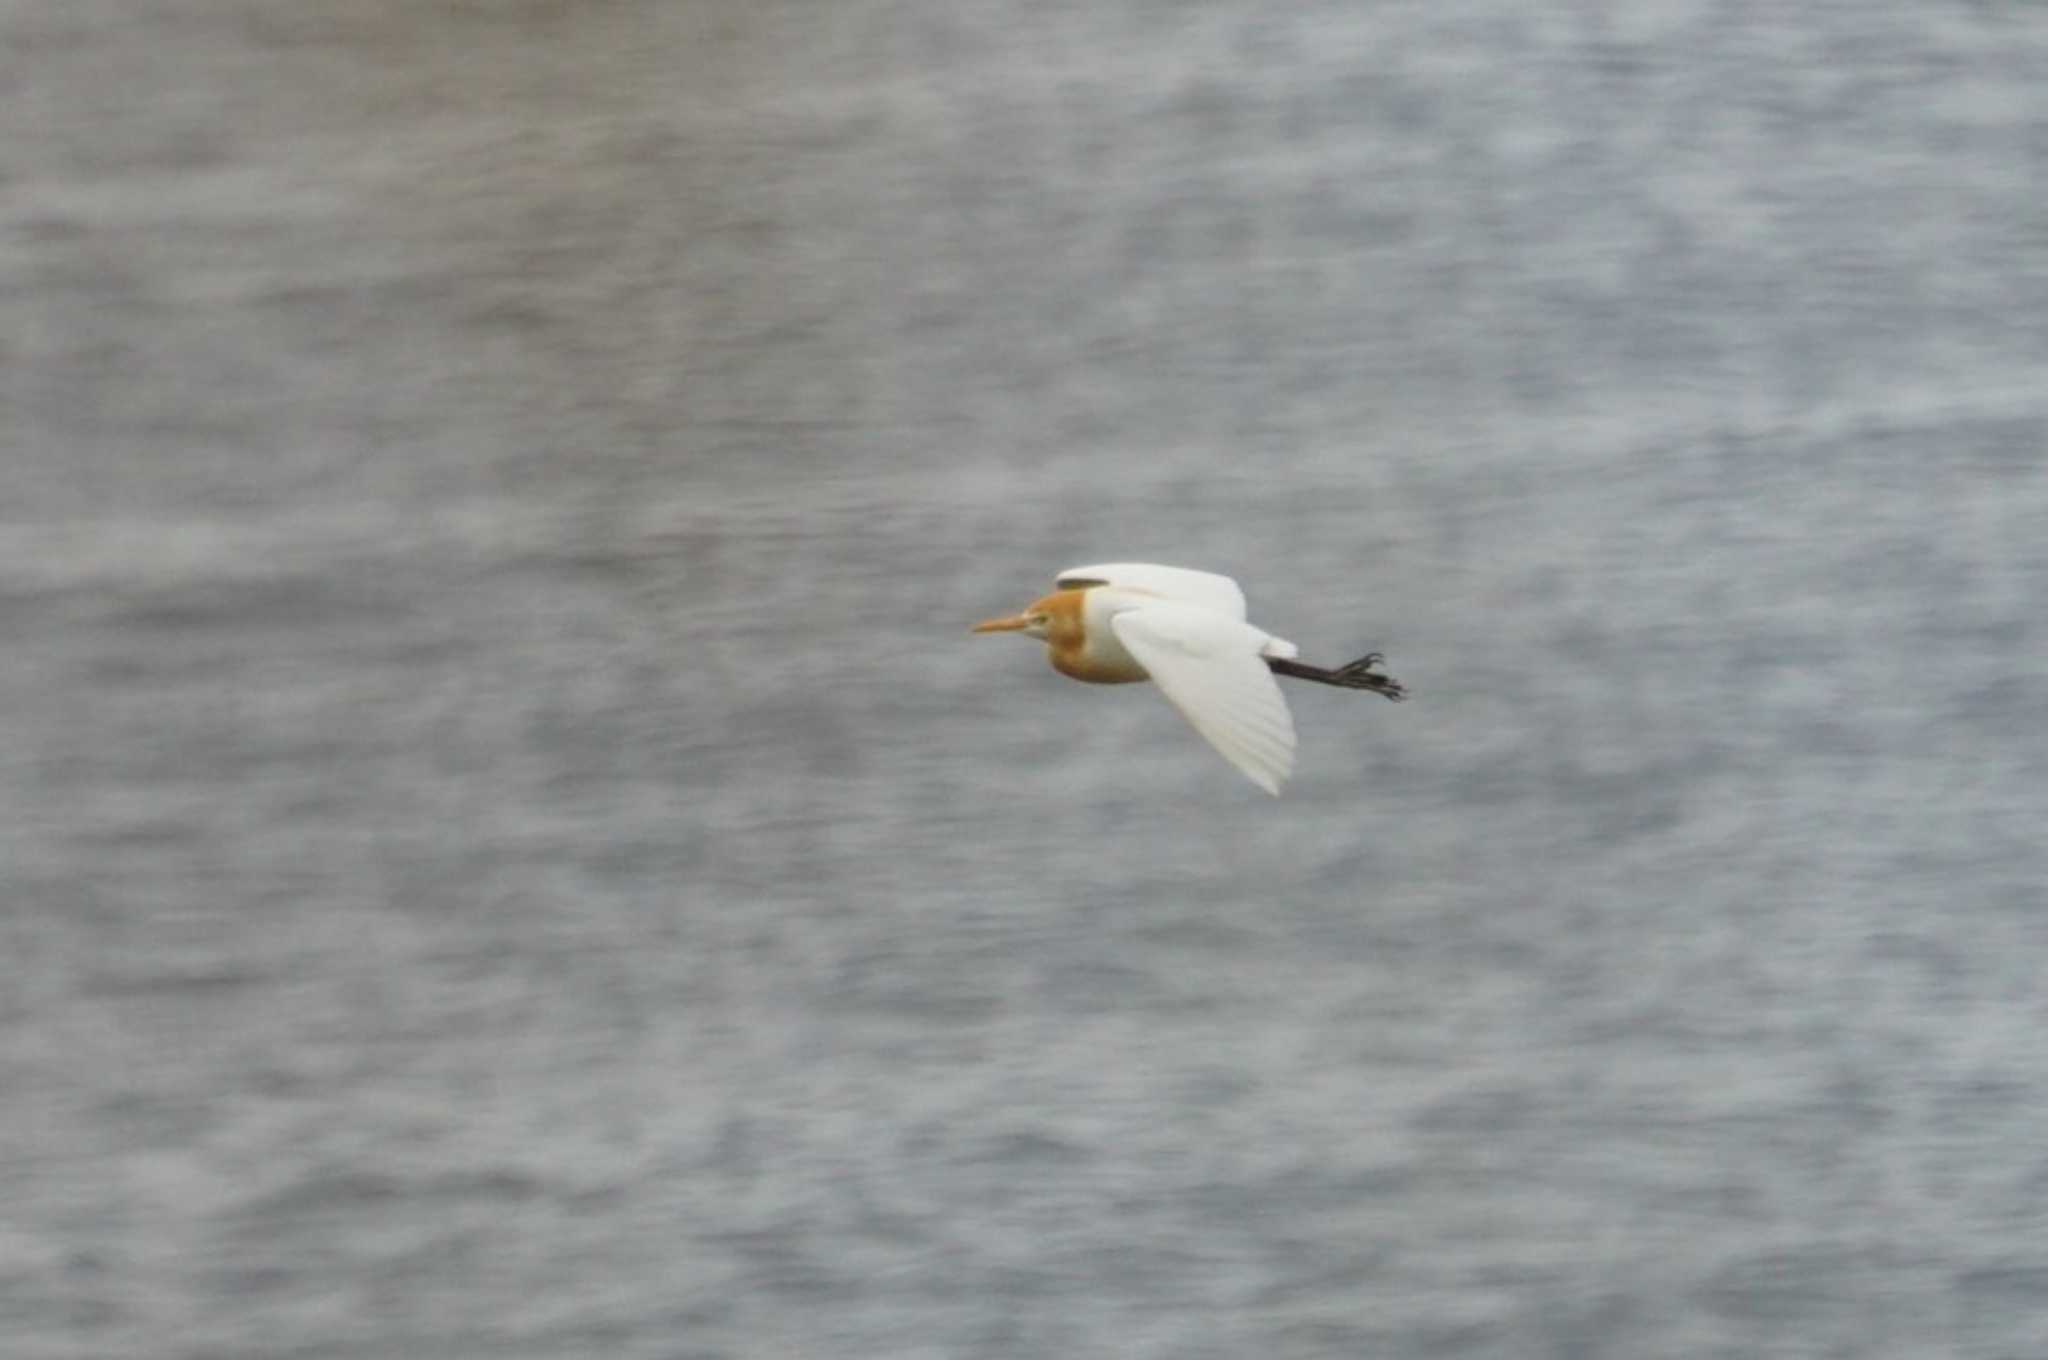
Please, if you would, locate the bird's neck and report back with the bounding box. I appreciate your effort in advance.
[1041,589,1088,654]
[1045,587,1147,684]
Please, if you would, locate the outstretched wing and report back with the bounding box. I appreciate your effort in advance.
[1109,602,1296,795]
[1056,562,1246,620]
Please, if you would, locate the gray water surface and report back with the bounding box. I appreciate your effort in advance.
[5,2,2047,1357]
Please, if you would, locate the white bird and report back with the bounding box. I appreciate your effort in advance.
[971,562,1404,794]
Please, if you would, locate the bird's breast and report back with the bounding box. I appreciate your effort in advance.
[1049,632,1149,684]
[1035,586,1151,683]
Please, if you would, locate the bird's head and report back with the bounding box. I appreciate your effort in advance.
[970,590,1070,642]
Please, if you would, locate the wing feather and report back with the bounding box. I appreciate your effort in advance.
[1109,602,1297,795]
[1056,563,1246,620]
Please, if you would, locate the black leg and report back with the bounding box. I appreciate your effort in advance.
[1267,653,1407,701]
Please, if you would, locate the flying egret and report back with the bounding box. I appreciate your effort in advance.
[971,562,1405,794]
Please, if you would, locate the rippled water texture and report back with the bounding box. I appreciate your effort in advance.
[5,2,2046,1356]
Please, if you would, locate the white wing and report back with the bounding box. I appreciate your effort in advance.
[1056,562,1246,620]
[1109,602,1297,795]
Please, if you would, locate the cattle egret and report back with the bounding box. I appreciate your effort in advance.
[971,562,1405,794]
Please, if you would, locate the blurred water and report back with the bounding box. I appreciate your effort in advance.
[4,1,2047,1357]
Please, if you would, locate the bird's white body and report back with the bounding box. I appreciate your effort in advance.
[974,562,1306,794]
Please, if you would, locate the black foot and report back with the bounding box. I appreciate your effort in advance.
[1338,652,1407,702]
[1267,652,1409,701]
